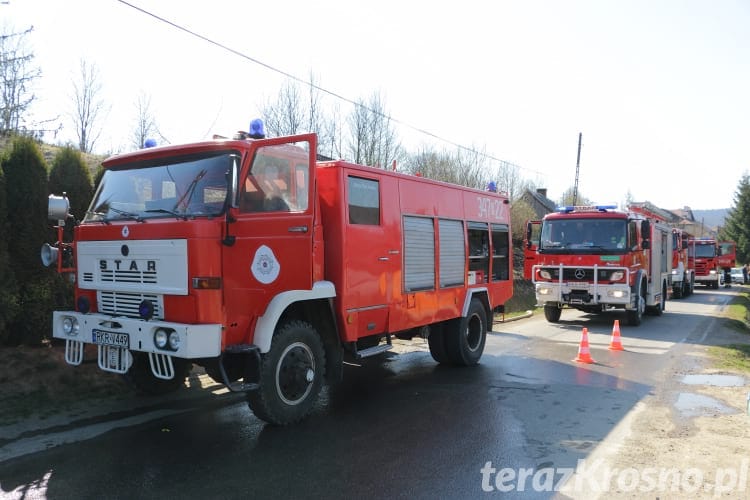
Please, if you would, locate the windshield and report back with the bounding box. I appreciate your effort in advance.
[692,243,717,258]
[85,151,237,222]
[540,218,627,251]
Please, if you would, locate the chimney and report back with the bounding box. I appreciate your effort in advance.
[537,188,548,198]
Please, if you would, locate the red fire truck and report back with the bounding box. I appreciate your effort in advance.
[42,125,513,425]
[628,202,695,298]
[688,238,736,288]
[524,205,672,326]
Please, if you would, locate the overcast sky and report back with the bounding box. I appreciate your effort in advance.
[5,0,750,210]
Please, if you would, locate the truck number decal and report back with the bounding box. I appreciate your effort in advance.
[252,245,280,284]
[477,196,504,220]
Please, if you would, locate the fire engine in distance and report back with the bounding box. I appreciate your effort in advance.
[524,204,672,326]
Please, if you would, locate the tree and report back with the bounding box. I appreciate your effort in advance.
[130,91,165,150]
[559,186,591,206]
[261,79,305,137]
[346,91,403,169]
[260,73,339,152]
[1,136,54,345]
[48,146,94,222]
[720,173,750,264]
[0,26,41,136]
[0,161,19,344]
[71,59,107,153]
[404,146,485,189]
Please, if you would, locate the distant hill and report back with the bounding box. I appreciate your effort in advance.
[691,208,729,230]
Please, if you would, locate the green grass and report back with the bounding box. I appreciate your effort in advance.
[708,290,750,373]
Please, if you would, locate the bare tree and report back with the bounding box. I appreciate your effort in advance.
[404,146,484,187]
[346,91,402,169]
[0,25,41,136]
[71,59,107,152]
[261,79,304,137]
[259,73,342,160]
[130,91,165,150]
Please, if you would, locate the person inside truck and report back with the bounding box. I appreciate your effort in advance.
[260,165,290,211]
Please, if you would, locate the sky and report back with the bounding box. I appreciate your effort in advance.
[4,0,750,210]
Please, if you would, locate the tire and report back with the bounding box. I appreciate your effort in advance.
[627,283,645,326]
[247,320,325,426]
[124,352,191,395]
[444,298,488,366]
[427,323,451,364]
[544,304,562,323]
[673,283,683,299]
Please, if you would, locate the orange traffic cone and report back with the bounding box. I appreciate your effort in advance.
[573,327,596,364]
[608,319,624,351]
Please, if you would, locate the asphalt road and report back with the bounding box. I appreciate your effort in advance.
[0,287,736,499]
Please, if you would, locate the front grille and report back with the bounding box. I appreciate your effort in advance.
[100,269,158,284]
[98,291,164,319]
[540,267,622,281]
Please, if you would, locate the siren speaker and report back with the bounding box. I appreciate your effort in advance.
[41,243,59,267]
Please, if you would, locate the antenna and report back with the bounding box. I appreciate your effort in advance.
[572,132,582,205]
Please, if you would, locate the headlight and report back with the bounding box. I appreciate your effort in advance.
[539,270,552,280]
[154,328,169,349]
[537,286,553,296]
[62,317,79,336]
[168,331,181,351]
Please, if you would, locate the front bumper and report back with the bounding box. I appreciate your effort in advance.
[52,311,222,377]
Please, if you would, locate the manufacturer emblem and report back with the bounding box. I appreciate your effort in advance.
[121,226,130,238]
[574,269,586,280]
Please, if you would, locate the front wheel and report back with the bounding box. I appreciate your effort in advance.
[247,320,326,426]
[627,284,645,326]
[544,304,562,322]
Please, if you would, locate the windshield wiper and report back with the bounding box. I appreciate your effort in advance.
[106,207,145,222]
[173,169,206,213]
[85,210,111,224]
[144,208,188,220]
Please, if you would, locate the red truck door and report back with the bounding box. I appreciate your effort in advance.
[523,220,541,279]
[222,135,317,342]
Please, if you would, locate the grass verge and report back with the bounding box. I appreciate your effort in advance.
[708,288,750,373]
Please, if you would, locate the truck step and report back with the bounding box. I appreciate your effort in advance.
[355,343,393,359]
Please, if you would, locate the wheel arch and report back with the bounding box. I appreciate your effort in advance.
[462,289,491,331]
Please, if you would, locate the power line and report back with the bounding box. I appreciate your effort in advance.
[116,0,539,175]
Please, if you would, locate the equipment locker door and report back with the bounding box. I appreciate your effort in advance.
[342,173,398,339]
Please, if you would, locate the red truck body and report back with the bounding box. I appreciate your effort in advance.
[44,130,513,424]
[627,203,695,298]
[524,205,672,326]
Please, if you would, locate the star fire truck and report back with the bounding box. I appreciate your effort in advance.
[524,205,672,326]
[688,238,736,288]
[42,123,513,425]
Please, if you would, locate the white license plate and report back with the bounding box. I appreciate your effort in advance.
[93,329,129,348]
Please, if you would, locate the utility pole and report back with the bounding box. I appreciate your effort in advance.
[572,132,582,205]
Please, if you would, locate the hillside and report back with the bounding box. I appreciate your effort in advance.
[0,137,105,179]
[692,208,729,230]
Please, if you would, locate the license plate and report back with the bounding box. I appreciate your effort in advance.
[93,329,129,348]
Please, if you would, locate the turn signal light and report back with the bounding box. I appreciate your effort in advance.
[192,277,222,289]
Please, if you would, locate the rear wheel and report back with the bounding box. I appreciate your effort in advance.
[247,320,325,426]
[444,299,487,366]
[544,304,562,322]
[427,323,451,364]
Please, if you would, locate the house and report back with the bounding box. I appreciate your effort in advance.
[520,188,556,219]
